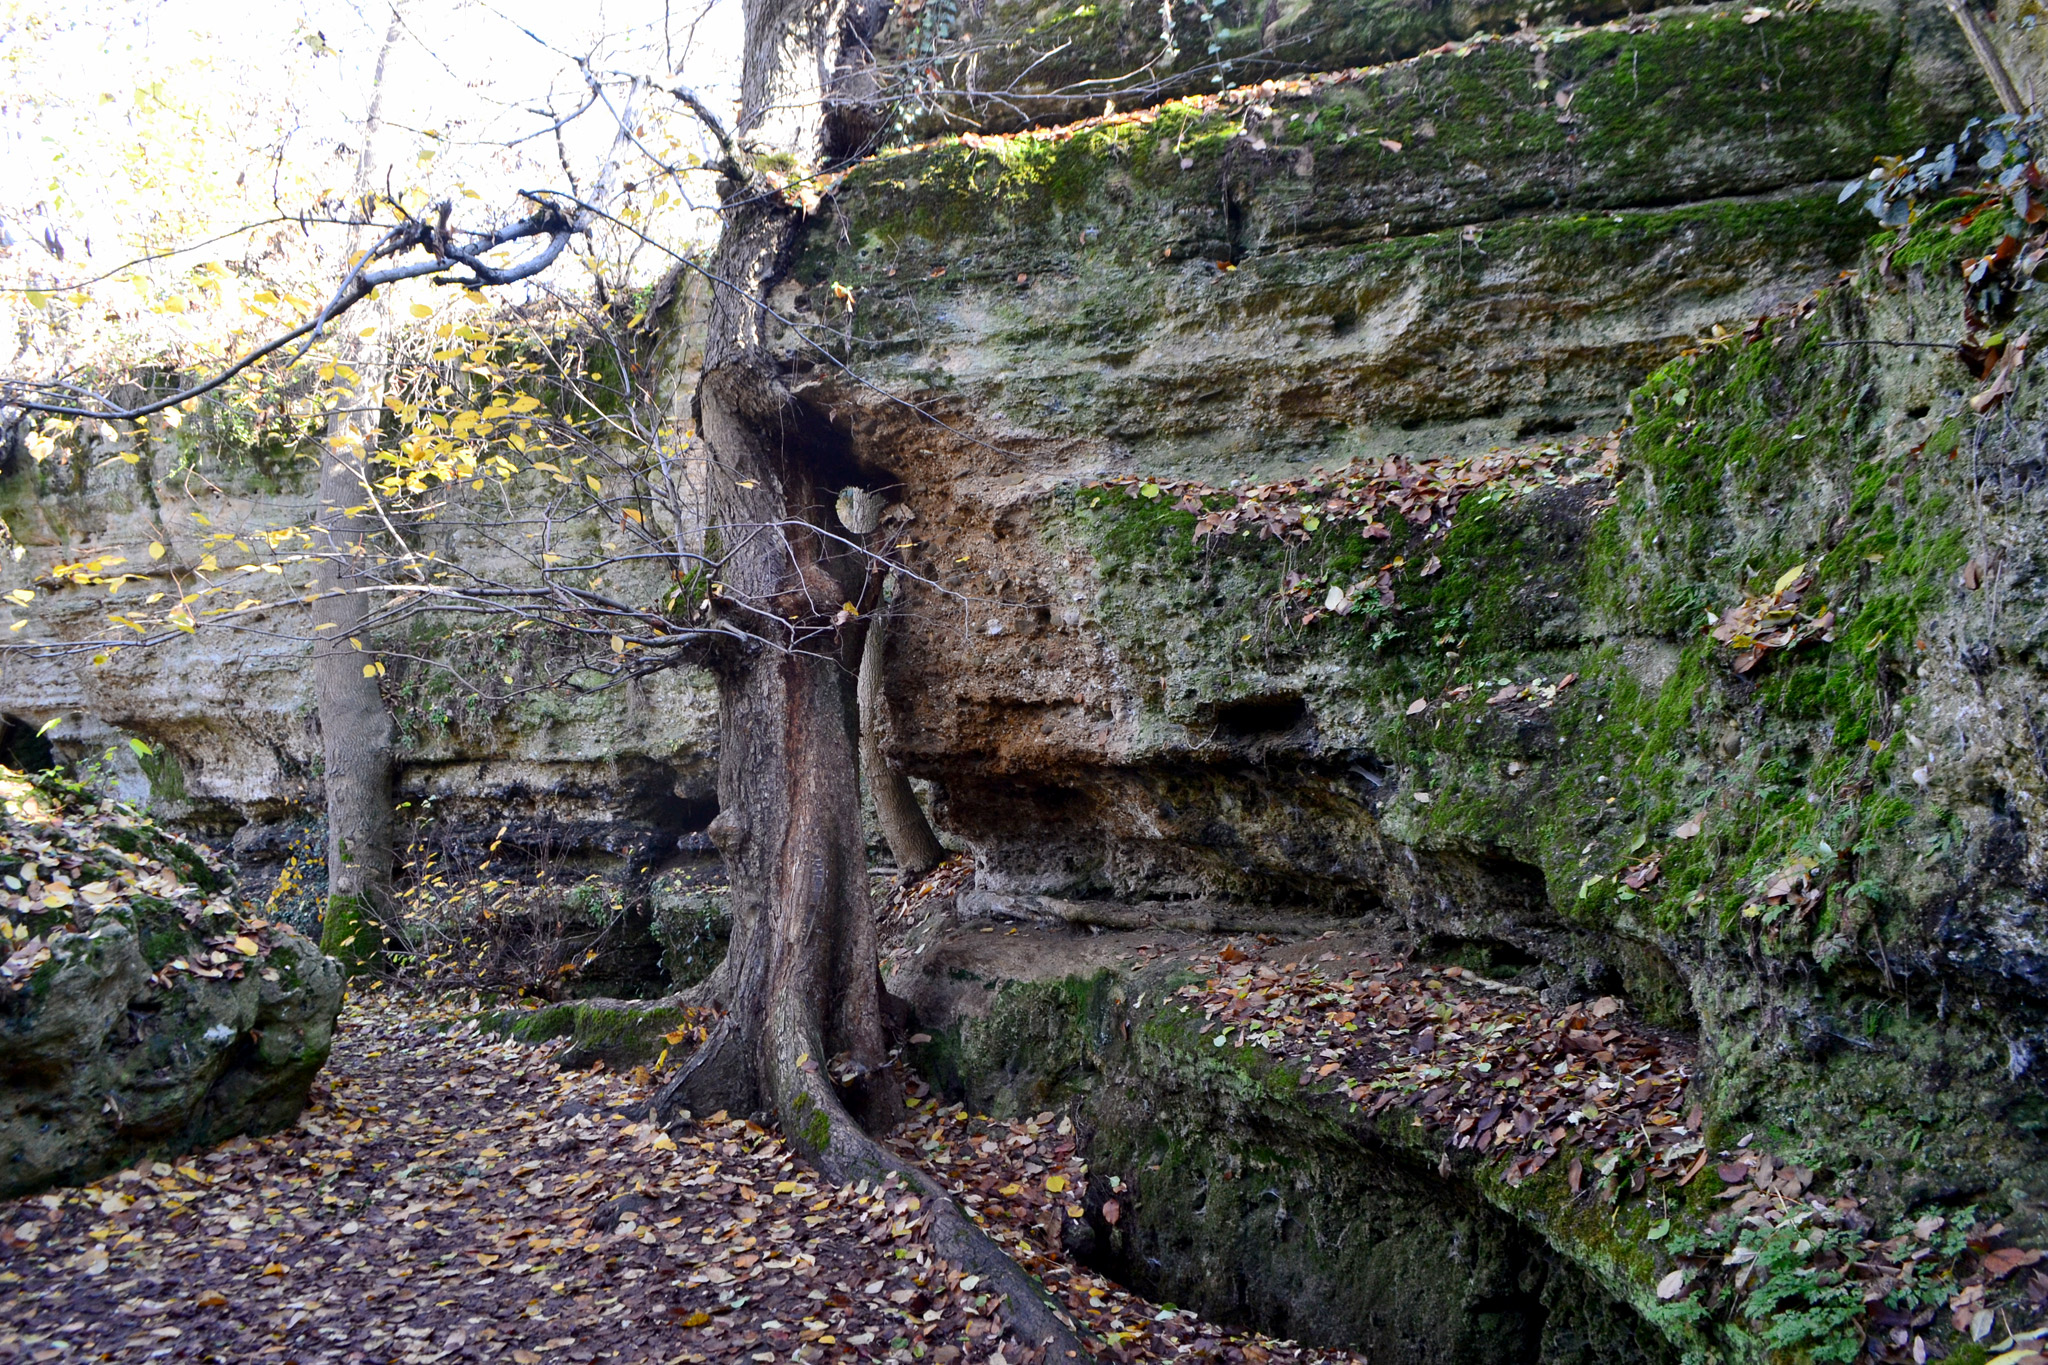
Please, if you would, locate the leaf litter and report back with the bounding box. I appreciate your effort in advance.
[1126,933,2048,1360]
[0,987,1356,1364]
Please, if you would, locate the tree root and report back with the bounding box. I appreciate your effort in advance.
[575,955,1092,1355]
[777,1062,1093,1363]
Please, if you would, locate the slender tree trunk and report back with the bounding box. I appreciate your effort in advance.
[859,588,946,878]
[315,7,405,970]
[650,1,1084,1351]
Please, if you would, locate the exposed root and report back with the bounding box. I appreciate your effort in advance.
[778,1061,1093,1363]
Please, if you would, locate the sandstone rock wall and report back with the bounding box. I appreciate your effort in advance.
[789,0,2045,1350]
[0,316,722,885]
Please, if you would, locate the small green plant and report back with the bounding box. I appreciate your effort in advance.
[1734,1215,1873,1363]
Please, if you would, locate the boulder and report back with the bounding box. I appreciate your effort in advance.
[0,768,342,1198]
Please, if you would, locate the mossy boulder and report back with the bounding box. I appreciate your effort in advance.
[0,768,343,1198]
[482,998,694,1070]
[648,875,731,990]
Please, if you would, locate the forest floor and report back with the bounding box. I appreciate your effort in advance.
[0,990,1364,1365]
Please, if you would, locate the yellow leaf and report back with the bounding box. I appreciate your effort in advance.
[682,1311,711,1328]
[664,1030,687,1045]
[610,635,626,654]
[363,663,379,678]
[252,291,278,305]
[147,542,165,560]
[586,475,603,494]
[410,303,433,319]
[232,936,260,956]
[1045,1175,1067,1193]
[652,1133,678,1152]
[1772,563,1806,594]
[5,589,32,606]
[774,1181,799,1194]
[511,395,541,413]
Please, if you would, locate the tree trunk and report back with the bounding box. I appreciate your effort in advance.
[314,7,405,971]
[859,588,946,878]
[649,1,1085,1352]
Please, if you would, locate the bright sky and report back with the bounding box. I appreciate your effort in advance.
[0,0,741,304]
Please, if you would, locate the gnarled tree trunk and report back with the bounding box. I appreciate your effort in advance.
[650,0,1083,1353]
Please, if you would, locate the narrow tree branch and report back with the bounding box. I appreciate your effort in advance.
[1946,0,2027,113]
[669,84,740,177]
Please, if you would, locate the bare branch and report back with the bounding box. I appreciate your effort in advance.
[4,203,583,422]
[668,84,740,176]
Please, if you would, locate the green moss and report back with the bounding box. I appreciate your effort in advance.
[318,894,384,973]
[482,1000,689,1069]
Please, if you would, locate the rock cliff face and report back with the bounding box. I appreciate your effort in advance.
[0,376,721,898]
[772,0,2047,1356]
[7,0,2046,1353]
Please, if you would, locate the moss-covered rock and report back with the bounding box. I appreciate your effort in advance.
[874,0,1984,141]
[481,998,694,1070]
[794,8,2048,1339]
[795,12,1986,477]
[0,768,343,1197]
[893,940,1688,1364]
[648,875,731,989]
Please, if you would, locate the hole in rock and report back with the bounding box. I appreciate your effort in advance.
[1212,693,1307,738]
[1425,933,1543,977]
[0,714,56,773]
[1050,1115,1682,1365]
[1514,414,1580,439]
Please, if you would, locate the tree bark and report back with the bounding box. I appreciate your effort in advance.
[859,587,946,878]
[314,7,405,970]
[648,1,1086,1353]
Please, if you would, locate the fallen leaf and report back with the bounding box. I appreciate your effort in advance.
[1986,1247,2045,1279]
[1656,1269,1687,1300]
[1406,697,1428,715]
